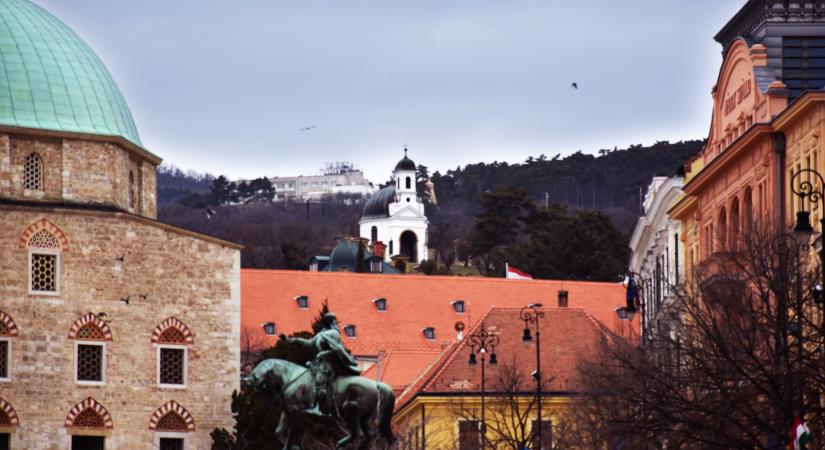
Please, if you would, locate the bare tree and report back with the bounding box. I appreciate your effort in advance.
[570,229,825,449]
[450,359,570,450]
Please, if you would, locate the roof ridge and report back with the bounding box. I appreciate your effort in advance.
[396,307,496,408]
[241,268,624,287]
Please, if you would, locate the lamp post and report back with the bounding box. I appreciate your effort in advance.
[521,303,546,449]
[790,168,825,425]
[791,168,825,302]
[467,322,499,450]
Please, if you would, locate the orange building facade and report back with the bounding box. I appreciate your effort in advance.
[673,1,825,267]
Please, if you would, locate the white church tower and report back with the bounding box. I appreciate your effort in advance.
[359,149,429,264]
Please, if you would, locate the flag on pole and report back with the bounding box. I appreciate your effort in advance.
[505,263,533,280]
[789,418,813,450]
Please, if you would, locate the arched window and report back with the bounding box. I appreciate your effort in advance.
[730,198,740,249]
[371,226,378,243]
[743,187,753,232]
[69,313,112,385]
[718,208,727,251]
[405,176,411,189]
[28,229,61,294]
[150,401,195,448]
[0,397,19,428]
[23,152,43,191]
[0,310,18,382]
[128,170,136,210]
[65,397,113,429]
[152,317,193,388]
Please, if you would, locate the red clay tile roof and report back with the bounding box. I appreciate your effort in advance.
[361,349,443,394]
[242,270,637,392]
[395,307,607,410]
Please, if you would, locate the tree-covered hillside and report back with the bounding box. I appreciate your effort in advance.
[156,139,704,273]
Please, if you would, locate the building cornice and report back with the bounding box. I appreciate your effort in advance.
[683,123,772,196]
[0,200,243,250]
[0,124,163,165]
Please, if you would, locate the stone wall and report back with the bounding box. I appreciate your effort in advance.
[0,205,241,449]
[0,133,158,220]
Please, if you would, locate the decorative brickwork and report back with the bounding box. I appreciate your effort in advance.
[0,397,19,427]
[68,313,112,341]
[0,310,18,337]
[152,317,193,344]
[65,398,112,429]
[19,219,69,251]
[149,401,195,431]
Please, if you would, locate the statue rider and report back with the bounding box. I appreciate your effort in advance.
[287,312,361,414]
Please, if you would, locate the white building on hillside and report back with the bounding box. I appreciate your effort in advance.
[359,151,428,264]
[267,162,376,201]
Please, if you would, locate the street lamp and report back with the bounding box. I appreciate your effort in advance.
[467,322,500,449]
[521,303,546,450]
[792,168,825,297]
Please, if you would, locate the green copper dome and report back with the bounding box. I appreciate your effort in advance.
[0,0,142,146]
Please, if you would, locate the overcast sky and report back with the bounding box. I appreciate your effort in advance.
[34,0,744,182]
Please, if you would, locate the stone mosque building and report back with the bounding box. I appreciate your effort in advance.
[0,1,241,449]
[359,150,429,265]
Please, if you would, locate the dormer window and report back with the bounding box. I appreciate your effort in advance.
[296,295,309,309]
[422,327,435,340]
[344,325,356,338]
[373,298,387,311]
[452,300,465,313]
[262,322,276,335]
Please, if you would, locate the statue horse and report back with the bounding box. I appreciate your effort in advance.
[245,358,396,450]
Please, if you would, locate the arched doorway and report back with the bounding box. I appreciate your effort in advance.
[399,231,418,263]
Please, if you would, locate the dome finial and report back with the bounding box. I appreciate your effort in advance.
[404,145,408,157]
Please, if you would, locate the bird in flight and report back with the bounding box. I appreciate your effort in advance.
[571,82,578,90]
[206,208,217,219]
[299,125,316,131]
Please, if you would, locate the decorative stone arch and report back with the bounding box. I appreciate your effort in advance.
[151,317,194,344]
[19,218,70,251]
[0,310,18,337]
[68,313,112,341]
[0,397,19,427]
[65,397,113,429]
[148,400,195,432]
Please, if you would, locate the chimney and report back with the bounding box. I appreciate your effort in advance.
[557,290,569,308]
[373,241,386,258]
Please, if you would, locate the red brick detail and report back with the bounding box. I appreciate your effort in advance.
[148,400,195,431]
[18,218,70,251]
[68,313,112,341]
[0,397,19,427]
[65,397,113,429]
[151,317,193,344]
[0,310,18,337]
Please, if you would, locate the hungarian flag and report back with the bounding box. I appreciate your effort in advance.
[789,418,813,450]
[505,263,533,280]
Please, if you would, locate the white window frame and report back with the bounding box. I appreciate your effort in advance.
[157,344,188,389]
[0,337,11,382]
[74,341,106,386]
[154,432,189,449]
[28,249,60,296]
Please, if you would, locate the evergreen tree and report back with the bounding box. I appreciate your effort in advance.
[211,175,231,204]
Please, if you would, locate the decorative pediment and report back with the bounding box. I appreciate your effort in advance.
[391,206,426,219]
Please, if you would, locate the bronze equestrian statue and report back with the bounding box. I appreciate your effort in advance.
[245,313,396,450]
